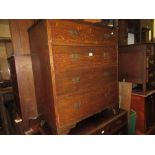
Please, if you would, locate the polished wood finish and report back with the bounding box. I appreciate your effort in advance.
[9,20,38,133]
[29,20,118,134]
[69,109,128,135]
[131,91,155,134]
[119,43,155,94]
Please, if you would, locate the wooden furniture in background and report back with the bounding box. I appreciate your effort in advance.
[118,43,155,94]
[131,90,155,134]
[0,87,14,134]
[8,20,38,133]
[28,20,118,134]
[69,109,128,135]
[118,20,141,45]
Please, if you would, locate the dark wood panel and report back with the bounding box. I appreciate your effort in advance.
[8,56,38,132]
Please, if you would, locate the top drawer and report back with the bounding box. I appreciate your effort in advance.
[49,20,117,46]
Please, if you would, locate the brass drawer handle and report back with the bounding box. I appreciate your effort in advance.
[72,77,80,83]
[69,29,79,36]
[149,60,154,64]
[74,102,81,110]
[103,32,114,39]
[103,52,109,59]
[104,92,111,97]
[71,53,80,60]
[104,71,110,76]
[103,34,110,39]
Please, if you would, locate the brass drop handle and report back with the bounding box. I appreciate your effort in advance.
[149,60,154,64]
[72,77,80,83]
[103,34,110,39]
[71,53,80,60]
[104,71,110,76]
[103,31,114,39]
[105,92,111,97]
[103,52,109,59]
[74,102,81,110]
[69,29,79,36]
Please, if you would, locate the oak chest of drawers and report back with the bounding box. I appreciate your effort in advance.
[28,20,118,134]
[119,43,155,94]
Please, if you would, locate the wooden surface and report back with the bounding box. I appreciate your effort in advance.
[131,91,155,134]
[119,82,132,118]
[119,43,155,94]
[0,42,11,80]
[9,20,34,55]
[0,20,11,39]
[9,19,38,133]
[69,109,128,135]
[29,19,118,134]
[8,56,38,132]
[0,87,13,134]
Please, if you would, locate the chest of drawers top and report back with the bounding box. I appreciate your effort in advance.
[30,19,118,46]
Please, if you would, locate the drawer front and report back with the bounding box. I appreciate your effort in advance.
[57,82,118,127]
[50,20,117,45]
[57,94,82,127]
[55,67,117,96]
[52,46,117,73]
[79,82,118,119]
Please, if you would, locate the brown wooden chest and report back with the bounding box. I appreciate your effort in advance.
[131,91,155,134]
[28,20,118,134]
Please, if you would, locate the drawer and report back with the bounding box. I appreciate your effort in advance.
[79,82,118,119]
[57,82,118,127]
[49,20,117,46]
[57,94,82,127]
[52,45,117,73]
[55,67,117,96]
